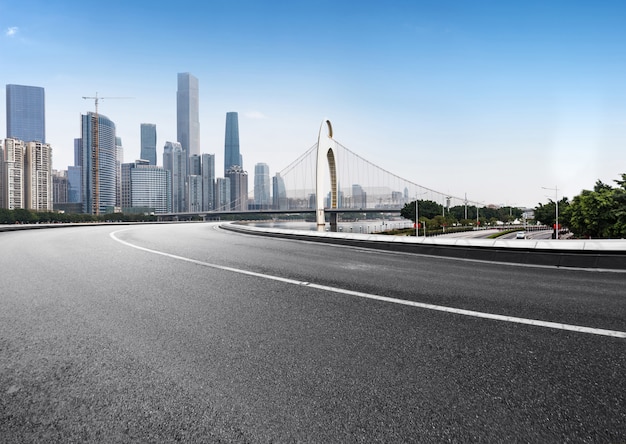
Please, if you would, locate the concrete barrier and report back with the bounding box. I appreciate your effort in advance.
[222,223,626,271]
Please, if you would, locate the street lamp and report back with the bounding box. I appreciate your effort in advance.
[542,186,559,239]
[415,191,427,237]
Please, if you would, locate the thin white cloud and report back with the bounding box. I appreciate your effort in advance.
[245,111,268,120]
[6,26,18,37]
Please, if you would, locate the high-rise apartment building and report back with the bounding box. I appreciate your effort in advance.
[163,141,187,212]
[176,73,200,159]
[188,175,202,212]
[6,84,45,143]
[115,136,123,208]
[189,154,202,176]
[225,165,248,211]
[201,153,215,211]
[254,163,271,209]
[24,141,52,211]
[224,112,241,174]
[0,138,51,210]
[140,123,157,165]
[81,112,117,214]
[0,138,25,209]
[216,177,231,211]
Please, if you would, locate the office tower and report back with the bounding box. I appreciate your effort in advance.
[201,153,215,211]
[163,141,187,212]
[121,160,171,214]
[6,84,45,143]
[74,138,82,167]
[176,73,200,158]
[0,138,25,209]
[81,112,117,214]
[224,112,240,174]
[254,163,271,209]
[272,173,287,210]
[67,166,82,203]
[216,177,230,211]
[140,123,157,165]
[23,141,52,210]
[52,170,68,205]
[351,184,367,208]
[225,165,248,211]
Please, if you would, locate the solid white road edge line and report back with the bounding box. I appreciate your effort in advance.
[110,230,626,339]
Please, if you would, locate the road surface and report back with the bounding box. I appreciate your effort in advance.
[1,223,624,442]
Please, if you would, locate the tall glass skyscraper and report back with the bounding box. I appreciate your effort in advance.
[140,123,157,165]
[176,73,200,158]
[6,84,45,143]
[224,112,241,174]
[81,112,117,214]
[273,173,287,210]
[254,163,271,208]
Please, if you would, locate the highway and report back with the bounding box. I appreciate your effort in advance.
[1,222,625,442]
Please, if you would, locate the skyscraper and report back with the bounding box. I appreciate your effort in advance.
[201,153,215,211]
[24,141,52,211]
[272,173,287,210]
[176,73,200,158]
[115,136,123,207]
[140,123,157,165]
[6,84,45,143]
[225,165,248,211]
[216,177,230,211]
[163,141,187,212]
[224,112,240,174]
[81,112,117,214]
[254,163,271,209]
[0,138,25,209]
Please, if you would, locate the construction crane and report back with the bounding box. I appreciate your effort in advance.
[82,93,131,215]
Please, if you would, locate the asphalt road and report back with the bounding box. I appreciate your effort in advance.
[1,223,625,443]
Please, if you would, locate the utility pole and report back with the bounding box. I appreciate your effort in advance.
[82,93,131,215]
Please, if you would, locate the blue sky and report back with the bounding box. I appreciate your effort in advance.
[1,0,625,207]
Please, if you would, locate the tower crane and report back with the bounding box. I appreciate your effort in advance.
[82,93,132,215]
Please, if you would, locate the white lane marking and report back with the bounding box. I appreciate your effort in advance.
[110,230,626,339]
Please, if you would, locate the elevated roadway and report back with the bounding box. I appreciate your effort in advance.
[1,222,624,442]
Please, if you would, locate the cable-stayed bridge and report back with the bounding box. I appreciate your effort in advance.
[163,120,485,224]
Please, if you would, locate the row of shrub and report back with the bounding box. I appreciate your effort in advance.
[0,208,158,224]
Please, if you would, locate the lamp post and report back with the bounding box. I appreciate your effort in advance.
[542,186,559,239]
[415,191,427,237]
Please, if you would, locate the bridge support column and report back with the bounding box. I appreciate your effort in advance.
[315,119,338,231]
[329,212,338,232]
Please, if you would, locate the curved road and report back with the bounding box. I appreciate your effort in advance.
[1,223,625,442]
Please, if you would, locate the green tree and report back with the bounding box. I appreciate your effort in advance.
[534,198,570,227]
[567,178,626,238]
[401,200,443,222]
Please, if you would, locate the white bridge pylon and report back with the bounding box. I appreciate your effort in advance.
[315,119,339,228]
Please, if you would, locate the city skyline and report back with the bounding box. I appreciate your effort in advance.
[1,1,625,207]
